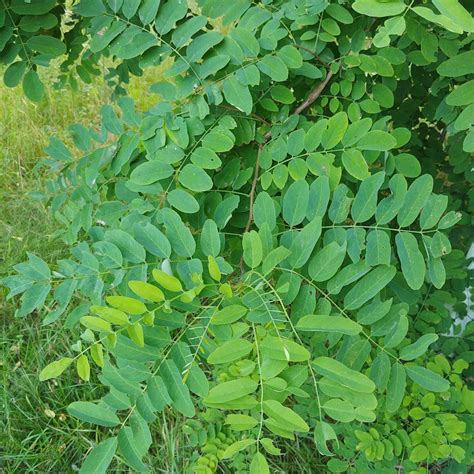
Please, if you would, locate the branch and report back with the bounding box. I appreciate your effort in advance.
[244,144,263,234]
[294,44,328,67]
[216,104,270,125]
[293,70,334,115]
[241,144,263,272]
[242,69,333,268]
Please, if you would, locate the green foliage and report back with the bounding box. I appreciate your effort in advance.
[1,0,473,472]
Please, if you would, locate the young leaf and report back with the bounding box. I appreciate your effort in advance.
[39,358,73,381]
[225,414,258,431]
[106,296,147,315]
[90,306,129,325]
[77,355,90,382]
[321,111,348,150]
[128,281,165,302]
[152,269,183,292]
[207,255,221,281]
[406,366,449,392]
[222,439,256,459]
[250,452,270,474]
[90,344,104,368]
[127,322,144,348]
[80,316,113,334]
[207,339,253,365]
[260,438,282,456]
[322,399,355,422]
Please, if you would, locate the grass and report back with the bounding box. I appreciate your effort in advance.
[0,68,107,472]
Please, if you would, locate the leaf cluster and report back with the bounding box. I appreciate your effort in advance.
[1,0,473,472]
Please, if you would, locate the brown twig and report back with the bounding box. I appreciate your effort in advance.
[240,144,263,272]
[293,70,334,115]
[241,68,333,273]
[217,104,270,125]
[294,44,328,66]
[244,144,263,234]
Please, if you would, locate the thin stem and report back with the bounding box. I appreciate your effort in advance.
[294,70,334,115]
[252,323,265,447]
[243,145,263,235]
[294,44,328,66]
[245,270,324,423]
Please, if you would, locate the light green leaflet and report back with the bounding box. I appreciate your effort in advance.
[223,76,253,114]
[323,399,355,422]
[179,164,213,192]
[282,180,309,226]
[395,233,426,290]
[243,231,263,268]
[366,230,391,266]
[204,378,258,404]
[344,265,396,310]
[79,438,117,474]
[309,241,347,282]
[351,172,385,223]
[67,402,120,427]
[313,357,375,393]
[397,174,433,227]
[263,400,309,432]
[253,192,277,230]
[400,334,439,361]
[406,366,449,392]
[342,149,370,180]
[296,315,362,335]
[321,111,348,149]
[207,339,253,364]
[386,363,406,413]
